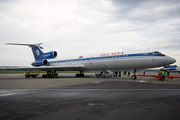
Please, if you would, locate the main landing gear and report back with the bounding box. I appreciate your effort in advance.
[131,69,137,80]
[76,71,85,77]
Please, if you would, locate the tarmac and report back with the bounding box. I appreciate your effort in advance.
[0,72,180,120]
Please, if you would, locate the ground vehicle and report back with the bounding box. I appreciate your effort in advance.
[23,71,40,78]
[95,70,114,78]
[137,74,180,80]
[42,71,58,78]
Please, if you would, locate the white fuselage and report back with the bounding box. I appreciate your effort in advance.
[47,51,176,71]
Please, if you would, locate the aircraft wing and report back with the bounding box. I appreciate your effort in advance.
[0,64,87,71]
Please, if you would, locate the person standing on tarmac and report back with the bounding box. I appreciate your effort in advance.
[128,71,130,77]
[115,70,118,77]
[161,70,165,81]
[119,71,121,77]
[124,71,127,76]
[167,71,170,79]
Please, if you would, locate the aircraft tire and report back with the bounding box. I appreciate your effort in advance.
[32,75,36,78]
[42,74,45,78]
[76,74,85,77]
[131,75,137,80]
[47,75,53,78]
[42,74,48,78]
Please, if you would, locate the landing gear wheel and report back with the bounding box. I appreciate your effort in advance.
[131,69,137,80]
[131,75,137,80]
[76,74,85,77]
[76,71,85,77]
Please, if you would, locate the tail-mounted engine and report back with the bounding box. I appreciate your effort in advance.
[31,59,48,66]
[43,51,57,59]
[31,51,57,66]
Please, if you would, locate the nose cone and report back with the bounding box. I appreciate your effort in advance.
[165,56,176,65]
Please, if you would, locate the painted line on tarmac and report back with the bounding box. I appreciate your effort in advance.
[0,93,16,97]
[1,86,180,89]
[1,89,180,91]
[139,81,146,82]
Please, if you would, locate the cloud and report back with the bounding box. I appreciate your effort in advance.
[108,0,180,37]
[110,0,180,21]
[0,0,180,66]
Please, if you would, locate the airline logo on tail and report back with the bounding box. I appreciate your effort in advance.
[36,50,40,56]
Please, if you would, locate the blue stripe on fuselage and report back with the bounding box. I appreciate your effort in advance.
[48,52,163,64]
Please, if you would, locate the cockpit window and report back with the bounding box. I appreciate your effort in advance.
[152,51,165,56]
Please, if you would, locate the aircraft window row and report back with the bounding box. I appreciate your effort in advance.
[63,55,130,62]
[89,55,128,60]
[83,55,128,60]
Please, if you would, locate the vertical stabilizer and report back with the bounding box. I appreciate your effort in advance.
[31,46,44,60]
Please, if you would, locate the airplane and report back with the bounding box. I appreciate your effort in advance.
[0,43,176,79]
[163,65,180,73]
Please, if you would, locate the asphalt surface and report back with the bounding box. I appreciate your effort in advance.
[0,72,180,120]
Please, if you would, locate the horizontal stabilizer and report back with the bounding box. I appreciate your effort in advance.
[6,43,43,48]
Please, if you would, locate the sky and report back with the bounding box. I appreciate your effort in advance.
[0,0,180,66]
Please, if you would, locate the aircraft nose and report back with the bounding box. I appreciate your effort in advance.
[165,56,176,64]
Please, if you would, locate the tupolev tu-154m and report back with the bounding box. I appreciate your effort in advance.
[0,43,176,79]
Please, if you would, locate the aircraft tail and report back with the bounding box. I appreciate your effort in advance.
[7,43,57,66]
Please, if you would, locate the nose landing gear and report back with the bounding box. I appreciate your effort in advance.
[131,69,137,80]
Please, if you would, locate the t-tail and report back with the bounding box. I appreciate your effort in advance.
[6,43,57,66]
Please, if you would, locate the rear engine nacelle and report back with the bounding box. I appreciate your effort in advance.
[43,51,57,59]
[31,59,48,66]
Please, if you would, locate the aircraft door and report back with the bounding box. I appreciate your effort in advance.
[114,56,118,62]
[89,57,93,64]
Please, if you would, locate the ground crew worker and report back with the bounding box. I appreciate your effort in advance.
[115,70,118,77]
[124,71,127,76]
[167,71,170,79]
[128,71,130,77]
[161,70,165,81]
[119,71,121,77]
